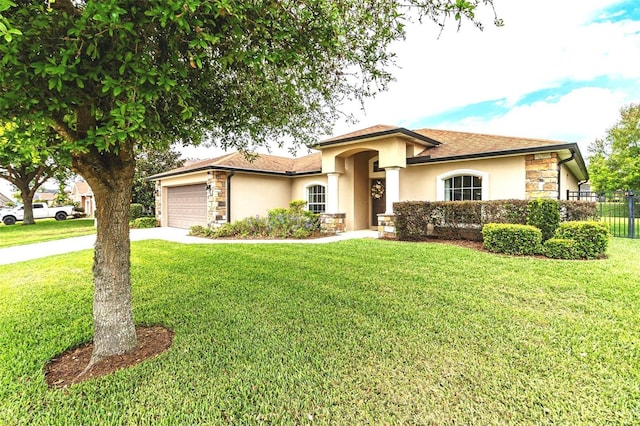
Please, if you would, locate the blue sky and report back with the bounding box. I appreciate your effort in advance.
[329,0,640,157]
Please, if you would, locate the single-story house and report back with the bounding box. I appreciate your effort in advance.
[150,125,589,232]
[71,181,95,217]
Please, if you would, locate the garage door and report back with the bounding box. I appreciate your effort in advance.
[167,184,207,229]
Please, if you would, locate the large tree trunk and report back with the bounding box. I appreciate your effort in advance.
[72,143,137,367]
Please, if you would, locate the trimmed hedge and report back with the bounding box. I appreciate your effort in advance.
[543,238,579,260]
[482,224,542,255]
[553,221,610,259]
[394,199,596,242]
[526,198,560,241]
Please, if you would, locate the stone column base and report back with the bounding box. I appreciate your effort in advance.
[320,213,346,235]
[377,213,396,239]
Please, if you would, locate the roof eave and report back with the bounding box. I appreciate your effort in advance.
[314,128,441,149]
[148,165,322,181]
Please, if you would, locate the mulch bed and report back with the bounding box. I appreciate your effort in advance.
[45,325,173,389]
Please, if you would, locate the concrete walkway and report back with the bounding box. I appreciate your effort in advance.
[0,228,379,265]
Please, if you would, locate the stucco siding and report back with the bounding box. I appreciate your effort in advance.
[290,175,327,205]
[399,156,527,201]
[230,173,291,221]
[560,163,579,199]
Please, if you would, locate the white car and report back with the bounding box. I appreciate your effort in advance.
[0,203,76,225]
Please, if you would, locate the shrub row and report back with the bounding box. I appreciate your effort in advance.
[130,217,159,228]
[394,199,597,241]
[482,221,609,259]
[190,200,321,239]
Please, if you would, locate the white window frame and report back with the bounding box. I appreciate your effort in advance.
[436,169,489,201]
[304,183,327,214]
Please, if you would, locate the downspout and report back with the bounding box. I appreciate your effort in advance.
[226,171,235,223]
[557,150,576,200]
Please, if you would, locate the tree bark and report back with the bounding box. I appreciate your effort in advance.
[18,184,35,225]
[72,143,137,367]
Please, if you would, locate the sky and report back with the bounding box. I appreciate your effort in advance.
[2,0,640,199]
[177,0,640,161]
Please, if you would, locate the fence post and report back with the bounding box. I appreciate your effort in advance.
[629,191,635,238]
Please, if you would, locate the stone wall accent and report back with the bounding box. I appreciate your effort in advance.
[320,213,346,234]
[154,181,162,222]
[525,152,559,199]
[207,171,228,228]
[377,213,396,239]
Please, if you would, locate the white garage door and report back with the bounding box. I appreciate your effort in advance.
[167,184,207,229]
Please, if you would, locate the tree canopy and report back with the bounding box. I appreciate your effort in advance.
[132,146,184,214]
[0,0,499,368]
[588,103,640,193]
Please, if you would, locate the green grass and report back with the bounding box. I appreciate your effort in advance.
[1,238,639,424]
[0,218,95,248]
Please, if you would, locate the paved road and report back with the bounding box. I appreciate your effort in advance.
[0,228,378,265]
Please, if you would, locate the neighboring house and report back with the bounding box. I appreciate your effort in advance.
[33,190,56,205]
[150,125,589,231]
[71,181,95,217]
[0,192,13,207]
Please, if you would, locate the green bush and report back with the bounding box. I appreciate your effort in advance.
[543,238,579,260]
[131,217,158,228]
[482,223,542,255]
[553,221,610,259]
[189,200,320,239]
[559,201,598,222]
[130,203,145,220]
[527,198,560,241]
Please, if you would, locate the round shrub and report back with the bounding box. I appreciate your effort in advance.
[131,217,158,228]
[543,238,579,260]
[553,221,609,259]
[482,223,542,255]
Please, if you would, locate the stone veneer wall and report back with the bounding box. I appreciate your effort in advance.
[320,213,346,234]
[525,152,559,199]
[154,181,162,222]
[207,171,228,228]
[377,213,396,239]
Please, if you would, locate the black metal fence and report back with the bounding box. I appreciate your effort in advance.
[567,190,638,238]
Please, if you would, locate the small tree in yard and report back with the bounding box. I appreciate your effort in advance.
[132,146,184,215]
[0,1,500,370]
[0,121,72,224]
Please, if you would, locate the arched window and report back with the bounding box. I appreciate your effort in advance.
[444,175,483,201]
[437,170,489,201]
[307,184,326,213]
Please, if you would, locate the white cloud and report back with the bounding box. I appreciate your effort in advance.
[331,0,640,152]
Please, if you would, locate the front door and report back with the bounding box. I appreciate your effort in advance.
[371,179,386,226]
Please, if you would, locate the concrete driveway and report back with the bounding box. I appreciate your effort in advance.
[0,227,379,265]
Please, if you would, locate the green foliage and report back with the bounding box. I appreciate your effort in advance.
[553,221,610,259]
[588,103,640,192]
[129,203,144,221]
[190,201,320,239]
[131,216,158,229]
[482,223,542,255]
[395,200,528,241]
[559,200,598,221]
[527,198,560,241]
[132,146,184,215]
[543,238,579,260]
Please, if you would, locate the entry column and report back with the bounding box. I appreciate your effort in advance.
[385,167,400,214]
[327,172,340,213]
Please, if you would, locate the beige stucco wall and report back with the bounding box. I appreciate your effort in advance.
[229,173,291,221]
[559,163,579,199]
[399,156,527,201]
[289,175,327,203]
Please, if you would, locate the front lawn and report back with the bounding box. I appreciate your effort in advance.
[0,218,95,248]
[1,238,639,424]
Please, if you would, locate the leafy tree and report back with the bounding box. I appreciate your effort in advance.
[133,146,184,215]
[0,121,72,224]
[0,1,499,368]
[588,103,640,192]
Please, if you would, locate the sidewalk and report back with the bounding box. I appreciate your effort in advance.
[0,228,379,265]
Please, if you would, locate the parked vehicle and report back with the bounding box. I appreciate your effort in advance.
[0,203,76,225]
